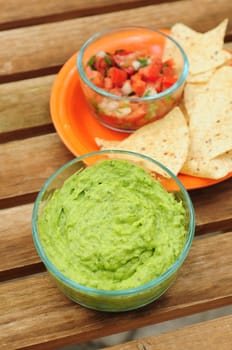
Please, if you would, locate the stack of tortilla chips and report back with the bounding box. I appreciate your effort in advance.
[96,20,232,179]
[173,19,232,179]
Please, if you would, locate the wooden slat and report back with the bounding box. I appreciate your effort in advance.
[105,315,232,350]
[0,232,231,350]
[191,178,232,235]
[0,0,231,79]
[0,75,54,135]
[0,0,161,29]
[0,133,73,203]
[0,203,42,281]
[225,42,232,49]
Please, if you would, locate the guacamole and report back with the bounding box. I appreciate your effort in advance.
[38,159,187,290]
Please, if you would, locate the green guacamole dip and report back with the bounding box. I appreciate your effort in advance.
[39,159,187,290]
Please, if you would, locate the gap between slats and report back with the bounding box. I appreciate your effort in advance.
[0,0,176,30]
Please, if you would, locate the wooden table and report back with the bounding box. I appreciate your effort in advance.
[1,1,232,349]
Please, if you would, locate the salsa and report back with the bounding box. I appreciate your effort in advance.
[83,49,180,131]
[86,49,177,97]
[38,159,187,291]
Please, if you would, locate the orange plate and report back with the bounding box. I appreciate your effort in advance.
[50,52,232,190]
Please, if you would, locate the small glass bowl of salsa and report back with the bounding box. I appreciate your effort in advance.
[77,26,189,132]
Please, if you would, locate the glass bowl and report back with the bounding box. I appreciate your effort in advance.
[32,150,195,312]
[77,26,189,132]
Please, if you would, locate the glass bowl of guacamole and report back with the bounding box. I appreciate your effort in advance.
[32,150,195,312]
[77,26,188,132]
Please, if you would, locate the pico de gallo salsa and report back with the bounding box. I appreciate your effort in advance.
[83,49,180,131]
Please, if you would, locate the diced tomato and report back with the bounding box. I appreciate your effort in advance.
[131,74,146,97]
[112,51,137,72]
[162,66,175,77]
[113,54,132,70]
[94,57,109,75]
[152,77,163,93]
[88,54,114,75]
[162,76,178,90]
[162,59,176,76]
[124,66,135,76]
[150,56,163,66]
[139,63,161,82]
[86,66,104,87]
[107,67,128,88]
[121,105,147,127]
[163,58,174,67]
[104,77,113,90]
[85,48,178,130]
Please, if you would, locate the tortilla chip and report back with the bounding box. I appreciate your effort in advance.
[186,69,215,83]
[95,138,120,149]
[181,150,232,179]
[171,20,231,78]
[183,83,205,122]
[184,66,232,160]
[96,107,189,177]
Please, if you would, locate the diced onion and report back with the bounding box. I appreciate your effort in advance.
[132,60,141,70]
[144,87,157,97]
[98,98,119,113]
[98,98,131,117]
[121,80,133,95]
[115,107,131,117]
[96,50,106,58]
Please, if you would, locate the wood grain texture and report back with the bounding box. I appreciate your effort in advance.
[105,315,232,350]
[191,178,232,235]
[0,0,162,28]
[0,203,43,281]
[0,133,73,201]
[0,0,231,79]
[0,232,231,350]
[0,75,54,134]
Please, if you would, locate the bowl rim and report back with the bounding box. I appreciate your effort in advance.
[32,149,195,297]
[77,26,189,102]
